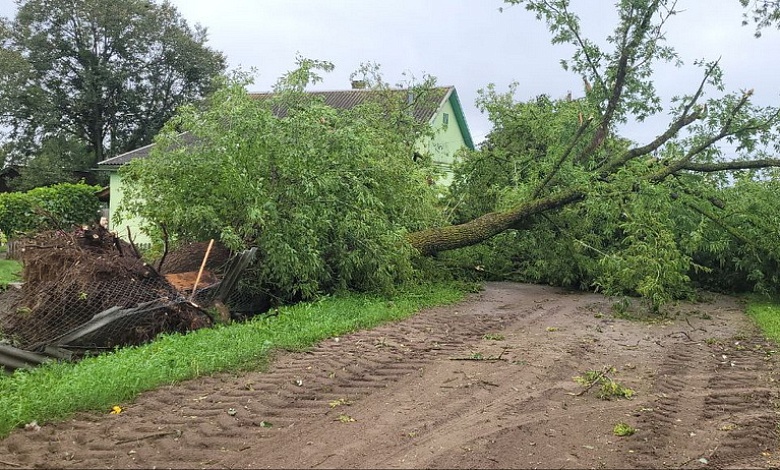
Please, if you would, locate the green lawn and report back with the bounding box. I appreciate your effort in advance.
[746,296,780,343]
[0,281,470,437]
[0,259,21,288]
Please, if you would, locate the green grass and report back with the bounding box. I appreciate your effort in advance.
[746,296,780,342]
[0,282,468,437]
[0,259,21,288]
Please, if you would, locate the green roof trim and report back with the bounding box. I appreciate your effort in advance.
[444,88,475,150]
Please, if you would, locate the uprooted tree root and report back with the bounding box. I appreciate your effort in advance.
[159,240,232,274]
[0,226,212,350]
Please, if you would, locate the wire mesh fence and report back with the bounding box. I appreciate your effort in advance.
[0,227,260,369]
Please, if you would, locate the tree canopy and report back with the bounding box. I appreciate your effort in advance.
[119,65,444,301]
[429,0,780,306]
[0,0,226,168]
[740,0,780,36]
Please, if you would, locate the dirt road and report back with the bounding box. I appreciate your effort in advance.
[1,282,778,469]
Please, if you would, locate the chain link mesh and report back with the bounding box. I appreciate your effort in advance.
[0,229,259,357]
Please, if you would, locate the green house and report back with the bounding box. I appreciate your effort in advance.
[97,85,474,245]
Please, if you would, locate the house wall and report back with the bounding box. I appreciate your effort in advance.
[108,171,151,247]
[417,97,469,185]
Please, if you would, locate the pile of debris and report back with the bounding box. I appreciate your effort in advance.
[0,226,257,371]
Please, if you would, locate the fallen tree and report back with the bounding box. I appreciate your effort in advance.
[120,1,780,306]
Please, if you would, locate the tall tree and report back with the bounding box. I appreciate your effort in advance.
[0,0,226,166]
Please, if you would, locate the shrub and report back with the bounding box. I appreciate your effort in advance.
[0,183,101,236]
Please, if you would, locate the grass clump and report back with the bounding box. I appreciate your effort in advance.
[482,333,505,341]
[746,297,780,343]
[0,281,469,437]
[613,422,636,436]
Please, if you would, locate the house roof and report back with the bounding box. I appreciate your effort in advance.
[250,86,446,123]
[98,132,201,168]
[98,86,473,168]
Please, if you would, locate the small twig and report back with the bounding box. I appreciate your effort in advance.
[685,317,707,333]
[0,459,22,467]
[574,366,613,397]
[312,453,337,468]
[124,226,163,279]
[667,331,693,341]
[496,347,509,360]
[450,347,510,362]
[449,356,506,362]
[678,445,718,468]
[115,430,180,446]
[113,234,124,257]
[126,226,142,259]
[575,372,606,396]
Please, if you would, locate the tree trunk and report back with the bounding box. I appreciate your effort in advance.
[407,190,584,255]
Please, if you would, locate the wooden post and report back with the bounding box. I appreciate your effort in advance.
[190,239,214,302]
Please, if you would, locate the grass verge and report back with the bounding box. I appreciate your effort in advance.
[0,281,470,437]
[0,259,21,288]
[746,296,780,342]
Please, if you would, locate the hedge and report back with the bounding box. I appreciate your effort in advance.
[0,183,101,236]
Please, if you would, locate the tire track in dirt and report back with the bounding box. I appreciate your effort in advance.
[628,329,780,468]
[1,283,779,469]
[629,341,717,468]
[704,338,779,469]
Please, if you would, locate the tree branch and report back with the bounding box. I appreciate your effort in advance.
[678,158,780,173]
[685,201,761,251]
[602,109,703,173]
[599,60,717,173]
[531,115,593,198]
[651,89,756,182]
[407,189,585,255]
[559,3,606,95]
[580,0,660,161]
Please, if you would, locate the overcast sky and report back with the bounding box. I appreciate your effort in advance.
[1,0,778,145]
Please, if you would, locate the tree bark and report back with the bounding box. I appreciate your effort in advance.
[407,190,584,255]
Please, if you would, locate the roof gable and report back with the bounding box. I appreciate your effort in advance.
[444,88,475,150]
[98,132,200,167]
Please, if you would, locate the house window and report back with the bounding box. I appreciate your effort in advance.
[442,113,449,126]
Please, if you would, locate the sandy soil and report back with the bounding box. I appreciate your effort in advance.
[1,282,778,469]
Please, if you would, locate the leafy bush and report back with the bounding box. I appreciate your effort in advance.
[0,183,101,236]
